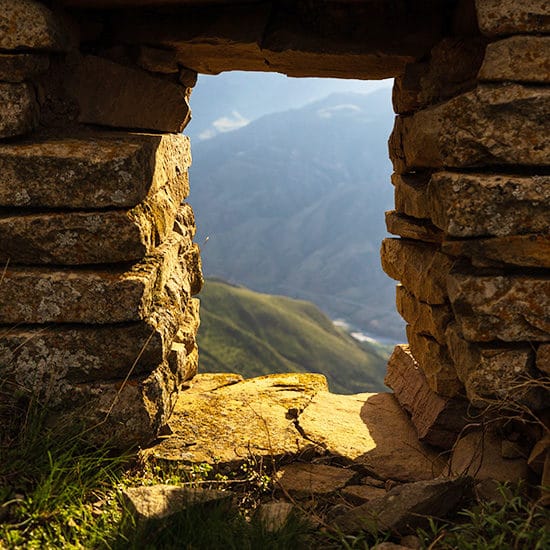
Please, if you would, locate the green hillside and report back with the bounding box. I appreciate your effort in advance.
[197,278,391,394]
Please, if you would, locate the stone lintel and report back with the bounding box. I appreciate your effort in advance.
[0,131,191,209]
[385,344,470,449]
[0,233,192,324]
[428,172,550,238]
[396,285,452,344]
[380,238,452,304]
[448,271,550,342]
[475,0,550,36]
[389,84,550,173]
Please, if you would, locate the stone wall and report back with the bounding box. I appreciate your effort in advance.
[384,0,549,487]
[0,0,202,446]
[0,0,548,487]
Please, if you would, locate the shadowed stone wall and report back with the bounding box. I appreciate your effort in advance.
[0,0,548,487]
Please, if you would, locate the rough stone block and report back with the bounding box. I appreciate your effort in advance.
[406,326,463,398]
[479,36,550,83]
[537,345,550,375]
[385,344,470,449]
[380,238,452,304]
[0,0,68,52]
[396,285,452,344]
[389,84,550,173]
[428,172,550,238]
[0,53,49,82]
[276,463,355,497]
[137,46,179,74]
[475,0,550,36]
[392,173,431,219]
[446,323,546,409]
[447,271,550,342]
[0,233,191,324]
[443,234,550,269]
[0,177,190,265]
[392,62,429,115]
[0,82,39,138]
[69,55,191,133]
[0,304,185,400]
[0,131,191,208]
[385,211,442,244]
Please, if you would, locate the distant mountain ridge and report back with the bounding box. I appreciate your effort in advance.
[190,87,405,341]
[198,278,390,394]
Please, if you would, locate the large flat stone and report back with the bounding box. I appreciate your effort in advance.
[479,36,550,83]
[406,326,463,398]
[389,84,550,173]
[143,373,329,466]
[392,173,431,219]
[0,233,191,324]
[442,234,550,269]
[0,131,191,208]
[297,391,445,482]
[0,0,68,51]
[385,345,469,449]
[69,55,191,132]
[0,82,39,138]
[0,180,190,265]
[0,53,49,82]
[447,272,550,342]
[475,0,550,36]
[385,211,442,244]
[446,323,547,410]
[428,172,550,238]
[381,238,452,304]
[276,463,355,497]
[396,285,452,344]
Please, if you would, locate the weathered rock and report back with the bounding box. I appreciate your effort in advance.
[183,243,204,295]
[406,327,463,398]
[179,67,198,88]
[475,0,550,36]
[0,82,39,138]
[537,345,550,375]
[385,211,442,244]
[450,430,529,482]
[122,485,231,522]
[276,463,355,497]
[257,502,295,532]
[393,37,486,114]
[390,84,550,173]
[447,271,550,342]
[69,55,191,132]
[0,0,68,52]
[392,173,431,219]
[143,373,328,466]
[443,234,550,269]
[446,323,546,409]
[342,485,387,505]
[0,53,49,82]
[137,46,179,74]
[479,36,550,83]
[334,477,472,535]
[381,239,452,305]
[0,131,191,208]
[297,391,445,482]
[0,179,190,265]
[428,172,550,238]
[0,234,191,324]
[385,345,469,449]
[396,286,452,344]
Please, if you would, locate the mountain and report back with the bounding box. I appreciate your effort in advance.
[189,87,405,341]
[186,71,392,141]
[198,278,390,394]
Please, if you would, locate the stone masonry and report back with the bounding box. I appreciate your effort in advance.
[0,0,548,492]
